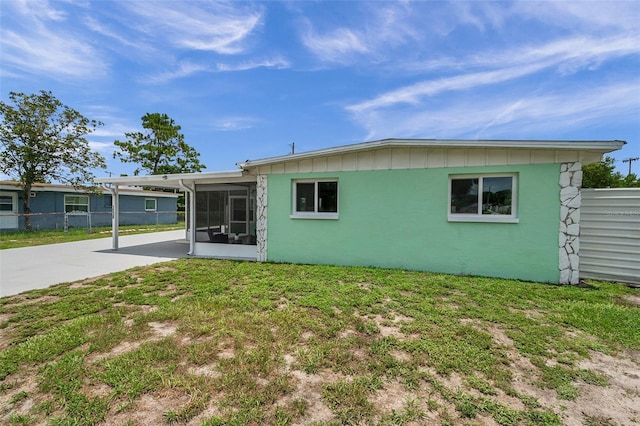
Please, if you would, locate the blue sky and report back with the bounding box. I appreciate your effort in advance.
[1,0,639,178]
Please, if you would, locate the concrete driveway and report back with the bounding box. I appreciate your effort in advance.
[0,230,188,297]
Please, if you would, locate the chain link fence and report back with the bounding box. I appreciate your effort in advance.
[1,211,179,232]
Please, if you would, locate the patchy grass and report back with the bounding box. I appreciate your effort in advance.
[1,259,639,425]
[0,222,184,250]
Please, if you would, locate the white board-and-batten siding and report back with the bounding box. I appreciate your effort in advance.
[251,148,603,174]
[580,188,640,285]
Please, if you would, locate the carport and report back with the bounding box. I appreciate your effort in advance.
[94,170,258,260]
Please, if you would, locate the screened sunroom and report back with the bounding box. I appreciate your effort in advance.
[194,183,257,245]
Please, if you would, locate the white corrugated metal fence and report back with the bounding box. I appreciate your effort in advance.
[580,188,640,284]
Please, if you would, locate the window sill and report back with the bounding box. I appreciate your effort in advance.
[290,213,339,220]
[448,215,519,223]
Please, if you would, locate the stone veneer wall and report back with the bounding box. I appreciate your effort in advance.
[559,162,582,284]
[256,175,268,262]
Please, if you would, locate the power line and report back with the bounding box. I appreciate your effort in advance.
[622,157,639,175]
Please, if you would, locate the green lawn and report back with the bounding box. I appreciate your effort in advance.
[1,260,638,425]
[0,222,185,250]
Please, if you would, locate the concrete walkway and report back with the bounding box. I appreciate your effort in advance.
[0,230,188,298]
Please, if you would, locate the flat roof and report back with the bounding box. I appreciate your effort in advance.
[93,170,255,189]
[238,138,626,168]
[93,138,626,186]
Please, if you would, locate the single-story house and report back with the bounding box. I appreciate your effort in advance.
[0,181,178,231]
[95,138,625,285]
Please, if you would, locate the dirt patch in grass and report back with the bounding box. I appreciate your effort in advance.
[508,306,545,319]
[620,294,640,307]
[188,364,220,378]
[286,369,341,424]
[573,351,640,424]
[148,321,178,337]
[487,324,640,426]
[107,391,192,425]
[113,302,158,314]
[89,340,144,362]
[389,349,412,362]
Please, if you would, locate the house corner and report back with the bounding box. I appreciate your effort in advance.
[559,161,582,284]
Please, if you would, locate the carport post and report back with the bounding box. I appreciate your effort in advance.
[178,179,195,256]
[112,184,119,250]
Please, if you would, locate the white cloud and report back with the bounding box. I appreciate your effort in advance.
[299,3,421,64]
[92,123,136,139]
[88,141,116,154]
[145,57,290,84]
[348,62,553,113]
[123,2,262,54]
[146,61,211,84]
[0,27,107,79]
[8,0,67,22]
[349,34,640,113]
[513,1,640,33]
[302,27,368,63]
[83,16,144,50]
[299,1,639,68]
[213,117,259,131]
[403,34,638,74]
[0,1,107,79]
[350,81,639,140]
[216,57,290,72]
[450,1,489,31]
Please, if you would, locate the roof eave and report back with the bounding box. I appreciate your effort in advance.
[94,170,254,189]
[238,139,626,169]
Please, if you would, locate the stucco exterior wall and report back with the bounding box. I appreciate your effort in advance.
[265,163,561,283]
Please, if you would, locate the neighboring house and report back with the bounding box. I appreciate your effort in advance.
[95,139,625,285]
[0,181,178,231]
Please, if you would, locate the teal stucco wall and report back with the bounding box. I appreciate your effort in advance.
[266,163,561,283]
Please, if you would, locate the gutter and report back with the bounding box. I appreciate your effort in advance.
[178,179,195,256]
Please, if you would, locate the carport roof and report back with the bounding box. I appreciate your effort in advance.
[94,170,255,189]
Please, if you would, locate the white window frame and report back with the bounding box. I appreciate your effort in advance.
[64,194,90,213]
[291,179,339,220]
[448,173,518,223]
[145,198,157,212]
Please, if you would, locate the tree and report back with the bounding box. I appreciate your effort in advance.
[0,90,106,230]
[620,173,640,188]
[113,113,205,176]
[582,156,640,188]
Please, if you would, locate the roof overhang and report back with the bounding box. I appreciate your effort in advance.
[238,138,626,169]
[94,170,255,190]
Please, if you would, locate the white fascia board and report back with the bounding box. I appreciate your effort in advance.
[238,138,626,168]
[94,170,250,188]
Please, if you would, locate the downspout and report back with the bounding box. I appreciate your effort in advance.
[178,179,195,256]
[101,183,119,250]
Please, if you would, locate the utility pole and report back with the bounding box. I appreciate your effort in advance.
[622,157,639,175]
[289,142,295,155]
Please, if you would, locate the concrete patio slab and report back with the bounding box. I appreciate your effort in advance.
[0,230,187,297]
